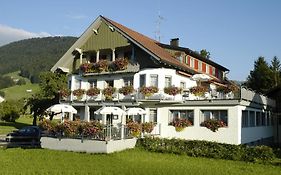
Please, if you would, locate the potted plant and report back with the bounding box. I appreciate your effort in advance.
[164,86,182,96]
[97,60,109,72]
[59,88,71,100]
[86,87,100,97]
[142,122,155,133]
[102,86,116,100]
[119,85,134,95]
[73,89,85,100]
[200,119,226,132]
[140,86,159,97]
[126,120,141,137]
[171,118,192,132]
[190,86,208,97]
[113,58,129,70]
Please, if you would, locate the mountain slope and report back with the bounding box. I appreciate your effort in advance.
[0,36,77,82]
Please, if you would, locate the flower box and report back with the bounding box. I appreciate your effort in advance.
[140,86,158,97]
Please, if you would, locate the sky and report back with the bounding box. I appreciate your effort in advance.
[1,0,281,81]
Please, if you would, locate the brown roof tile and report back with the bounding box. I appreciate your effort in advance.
[102,16,199,74]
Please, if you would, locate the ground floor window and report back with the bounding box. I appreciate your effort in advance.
[241,110,272,128]
[169,110,194,125]
[200,110,228,126]
[149,109,157,123]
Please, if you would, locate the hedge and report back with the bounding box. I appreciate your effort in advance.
[136,137,275,163]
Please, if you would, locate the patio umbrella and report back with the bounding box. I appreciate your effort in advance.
[192,74,211,82]
[46,104,77,114]
[94,106,126,116]
[125,107,146,115]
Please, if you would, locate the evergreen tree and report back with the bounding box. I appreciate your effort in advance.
[245,57,274,94]
[270,56,281,87]
[200,49,211,59]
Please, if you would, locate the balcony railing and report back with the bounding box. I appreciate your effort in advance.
[60,87,275,107]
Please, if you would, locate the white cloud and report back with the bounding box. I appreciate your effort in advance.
[0,24,52,46]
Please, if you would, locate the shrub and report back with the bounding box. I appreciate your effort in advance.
[0,91,5,98]
[200,119,226,132]
[216,84,239,94]
[142,122,155,133]
[136,137,275,163]
[140,86,158,97]
[118,86,134,95]
[164,86,182,96]
[0,101,21,122]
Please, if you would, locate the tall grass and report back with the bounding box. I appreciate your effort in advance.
[0,148,280,175]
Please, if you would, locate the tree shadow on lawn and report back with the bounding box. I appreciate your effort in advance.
[0,121,31,130]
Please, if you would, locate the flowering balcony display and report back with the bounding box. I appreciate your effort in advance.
[59,88,71,99]
[112,58,129,70]
[73,89,85,99]
[164,86,182,96]
[86,87,100,97]
[102,86,116,100]
[80,58,129,73]
[118,86,134,95]
[170,118,192,132]
[190,86,208,97]
[139,86,159,97]
[200,119,226,132]
[216,84,239,94]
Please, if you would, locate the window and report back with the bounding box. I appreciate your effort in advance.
[249,111,255,127]
[165,76,172,87]
[202,63,206,73]
[123,77,133,86]
[150,75,158,87]
[201,110,228,126]
[170,110,194,125]
[256,112,261,126]
[242,110,249,128]
[198,61,202,71]
[194,59,199,70]
[149,109,157,123]
[180,82,186,89]
[190,57,194,68]
[262,112,266,126]
[212,67,216,76]
[206,65,209,74]
[139,74,146,87]
[88,79,97,88]
[68,80,71,89]
[75,79,81,89]
[105,80,114,87]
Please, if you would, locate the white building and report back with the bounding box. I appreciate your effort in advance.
[52,16,275,145]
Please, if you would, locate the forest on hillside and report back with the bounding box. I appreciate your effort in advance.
[0,36,77,83]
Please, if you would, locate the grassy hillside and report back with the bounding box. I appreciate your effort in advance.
[0,36,77,83]
[2,83,39,101]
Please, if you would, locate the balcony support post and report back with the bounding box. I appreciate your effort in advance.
[112,48,115,61]
[96,50,100,62]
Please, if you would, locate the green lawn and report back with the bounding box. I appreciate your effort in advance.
[0,115,33,134]
[0,148,280,175]
[2,83,39,101]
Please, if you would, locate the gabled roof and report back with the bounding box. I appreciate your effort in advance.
[52,15,228,78]
[102,16,200,74]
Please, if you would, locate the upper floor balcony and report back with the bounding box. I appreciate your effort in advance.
[59,86,275,108]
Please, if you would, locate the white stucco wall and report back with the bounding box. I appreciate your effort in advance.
[237,106,274,144]
[133,68,197,89]
[156,105,240,144]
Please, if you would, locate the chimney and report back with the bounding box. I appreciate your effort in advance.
[170,38,179,47]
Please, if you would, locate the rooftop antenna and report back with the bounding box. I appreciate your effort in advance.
[155,11,164,42]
